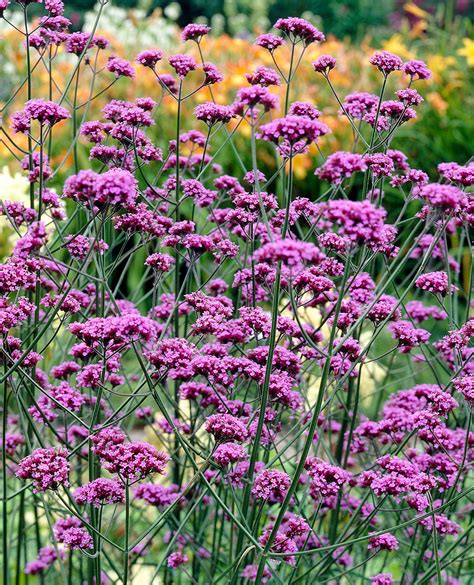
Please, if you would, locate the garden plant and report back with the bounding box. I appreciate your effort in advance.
[0,1,473,584]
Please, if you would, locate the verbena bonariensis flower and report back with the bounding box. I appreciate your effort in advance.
[213,442,248,466]
[205,414,249,443]
[369,51,404,75]
[371,574,394,585]
[234,85,279,113]
[342,91,379,118]
[274,17,325,45]
[255,32,284,52]
[136,49,164,68]
[251,468,291,502]
[107,56,135,78]
[304,457,352,498]
[16,448,70,492]
[54,517,93,550]
[93,434,169,483]
[257,115,330,146]
[134,483,180,507]
[24,546,64,575]
[245,66,281,87]
[367,533,399,552]
[438,161,474,186]
[316,151,366,183]
[312,54,336,74]
[167,551,188,568]
[0,10,471,585]
[168,54,198,79]
[202,62,224,85]
[194,102,234,125]
[12,99,70,131]
[63,168,138,208]
[73,478,125,507]
[181,23,211,43]
[403,59,432,81]
[415,271,456,296]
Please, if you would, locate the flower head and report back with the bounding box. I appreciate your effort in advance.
[107,57,135,78]
[369,51,403,75]
[24,99,70,126]
[312,55,336,74]
[195,103,234,125]
[251,468,291,502]
[205,414,248,442]
[181,23,211,42]
[403,59,431,81]
[74,478,125,507]
[274,17,324,45]
[136,49,164,68]
[16,447,69,492]
[168,54,198,79]
[415,271,456,296]
[255,33,284,52]
[258,115,330,146]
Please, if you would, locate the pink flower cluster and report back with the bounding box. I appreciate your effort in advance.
[1,3,471,583]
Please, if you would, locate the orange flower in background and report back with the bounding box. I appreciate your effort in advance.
[426,91,449,114]
[0,15,470,180]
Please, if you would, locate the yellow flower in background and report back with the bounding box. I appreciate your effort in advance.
[381,34,415,60]
[458,38,474,67]
[409,19,428,39]
[404,2,429,19]
[403,3,429,38]
[426,55,457,83]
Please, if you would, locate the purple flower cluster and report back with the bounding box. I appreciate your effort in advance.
[74,478,125,507]
[0,9,470,584]
[415,271,455,296]
[205,414,248,443]
[258,115,330,147]
[369,51,404,75]
[12,99,70,132]
[64,168,138,208]
[91,427,169,482]
[274,17,325,45]
[16,447,70,492]
[54,517,93,550]
[304,457,352,498]
[316,151,366,183]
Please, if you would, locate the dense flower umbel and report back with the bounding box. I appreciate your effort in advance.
[54,517,93,550]
[251,469,291,502]
[0,5,471,584]
[16,448,70,492]
[73,478,125,507]
[258,115,330,146]
[91,428,169,482]
[369,51,404,75]
[415,271,455,296]
[274,17,325,45]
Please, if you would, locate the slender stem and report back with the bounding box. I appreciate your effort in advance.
[123,483,130,585]
[2,361,9,585]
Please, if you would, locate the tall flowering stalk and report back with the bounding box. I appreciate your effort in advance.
[0,4,473,585]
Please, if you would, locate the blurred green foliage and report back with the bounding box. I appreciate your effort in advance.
[64,0,395,38]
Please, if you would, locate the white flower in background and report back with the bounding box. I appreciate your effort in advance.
[84,1,179,55]
[0,166,64,258]
[163,2,181,21]
[0,166,30,257]
[0,165,29,204]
